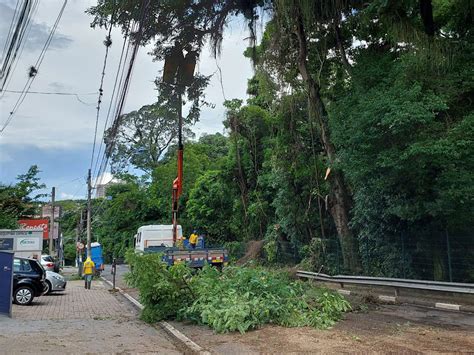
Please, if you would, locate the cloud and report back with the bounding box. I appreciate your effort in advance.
[60,192,82,200]
[0,150,12,163]
[0,2,72,54]
[94,172,116,186]
[47,81,72,91]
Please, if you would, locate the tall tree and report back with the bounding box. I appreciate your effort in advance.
[0,165,46,228]
[105,104,194,173]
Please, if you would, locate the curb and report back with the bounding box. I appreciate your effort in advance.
[335,287,474,313]
[101,277,210,354]
[327,282,474,313]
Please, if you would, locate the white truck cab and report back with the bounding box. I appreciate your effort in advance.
[134,225,182,252]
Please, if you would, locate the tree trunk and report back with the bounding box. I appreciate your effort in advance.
[231,116,250,238]
[294,14,362,273]
[419,0,435,37]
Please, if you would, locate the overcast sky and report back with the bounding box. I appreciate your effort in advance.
[0,0,254,200]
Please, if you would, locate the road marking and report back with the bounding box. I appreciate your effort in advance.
[100,277,209,354]
[379,295,397,303]
[337,289,351,296]
[435,302,460,311]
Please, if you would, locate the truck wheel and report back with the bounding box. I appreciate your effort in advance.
[14,286,34,305]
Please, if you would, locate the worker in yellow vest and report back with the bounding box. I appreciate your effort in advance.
[83,256,95,289]
[189,230,198,249]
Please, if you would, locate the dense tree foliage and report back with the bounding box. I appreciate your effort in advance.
[0,165,46,228]
[77,0,474,281]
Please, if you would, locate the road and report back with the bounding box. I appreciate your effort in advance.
[0,279,181,354]
[103,264,474,353]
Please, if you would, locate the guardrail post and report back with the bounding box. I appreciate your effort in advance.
[112,258,116,290]
[446,229,453,282]
[401,229,407,279]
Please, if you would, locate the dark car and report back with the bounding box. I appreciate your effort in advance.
[13,257,47,305]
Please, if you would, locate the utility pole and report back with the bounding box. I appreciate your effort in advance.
[75,212,80,267]
[77,209,84,276]
[49,187,55,256]
[87,169,92,259]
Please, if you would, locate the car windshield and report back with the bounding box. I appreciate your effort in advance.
[42,256,54,262]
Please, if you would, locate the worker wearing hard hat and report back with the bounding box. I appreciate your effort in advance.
[83,256,95,289]
[189,230,198,249]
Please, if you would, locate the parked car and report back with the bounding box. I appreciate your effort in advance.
[44,271,67,294]
[13,257,46,305]
[40,254,61,272]
[40,255,56,271]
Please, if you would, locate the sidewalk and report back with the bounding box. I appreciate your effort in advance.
[0,280,181,354]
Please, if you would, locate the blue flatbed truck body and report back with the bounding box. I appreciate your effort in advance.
[144,245,229,268]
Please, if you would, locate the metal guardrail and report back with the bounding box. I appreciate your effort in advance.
[296,270,474,294]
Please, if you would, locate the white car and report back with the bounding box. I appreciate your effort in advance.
[40,255,56,272]
[44,271,67,294]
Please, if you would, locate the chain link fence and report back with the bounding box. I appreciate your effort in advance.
[297,231,474,283]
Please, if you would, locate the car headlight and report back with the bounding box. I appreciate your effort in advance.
[51,274,64,281]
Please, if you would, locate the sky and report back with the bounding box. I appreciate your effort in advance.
[0,0,254,200]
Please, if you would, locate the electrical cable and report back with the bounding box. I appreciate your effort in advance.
[0,0,40,100]
[93,36,136,187]
[92,2,148,189]
[0,0,67,134]
[92,37,132,184]
[0,0,30,85]
[1,0,21,61]
[0,0,37,92]
[92,29,130,180]
[2,89,96,95]
[92,36,132,185]
[90,4,117,172]
[3,89,97,106]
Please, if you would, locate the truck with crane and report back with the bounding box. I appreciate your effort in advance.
[133,43,229,269]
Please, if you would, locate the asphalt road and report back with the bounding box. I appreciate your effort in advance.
[102,263,131,288]
[101,263,474,353]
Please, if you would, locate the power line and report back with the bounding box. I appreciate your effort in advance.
[0,0,32,87]
[56,176,83,188]
[0,0,40,100]
[1,0,21,61]
[3,89,97,106]
[93,1,149,188]
[2,89,97,96]
[0,0,38,93]
[92,29,131,180]
[0,0,67,134]
[90,5,117,172]
[93,36,136,188]
[94,24,136,181]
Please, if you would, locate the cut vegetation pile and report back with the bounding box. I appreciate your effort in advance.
[126,252,351,333]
